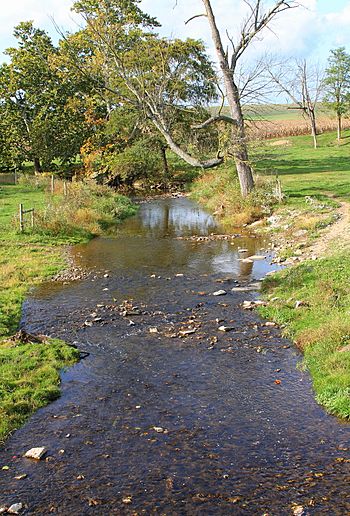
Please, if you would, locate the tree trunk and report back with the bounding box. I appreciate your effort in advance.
[160,144,169,179]
[309,110,318,149]
[337,114,342,142]
[33,157,43,174]
[202,0,255,197]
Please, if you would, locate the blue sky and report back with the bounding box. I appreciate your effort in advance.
[1,0,350,66]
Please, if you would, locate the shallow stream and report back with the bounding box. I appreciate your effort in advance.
[0,197,349,514]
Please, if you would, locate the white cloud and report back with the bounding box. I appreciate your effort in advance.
[1,0,350,65]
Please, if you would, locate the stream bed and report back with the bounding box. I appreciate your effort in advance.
[0,197,349,515]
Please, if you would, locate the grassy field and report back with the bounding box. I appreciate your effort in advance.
[0,178,136,442]
[191,128,350,419]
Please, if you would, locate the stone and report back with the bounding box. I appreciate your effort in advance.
[8,504,23,514]
[14,474,27,480]
[339,344,350,353]
[24,447,47,460]
[231,287,256,292]
[237,248,248,253]
[265,322,276,327]
[218,326,234,332]
[179,329,196,336]
[153,426,165,433]
[213,290,227,296]
[247,255,266,261]
[149,327,158,333]
[249,219,264,228]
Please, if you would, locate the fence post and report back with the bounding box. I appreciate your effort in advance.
[51,175,55,194]
[19,204,24,232]
[63,180,67,197]
[31,209,35,228]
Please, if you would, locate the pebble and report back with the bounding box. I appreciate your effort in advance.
[213,290,227,296]
[23,447,47,460]
[218,326,234,332]
[8,504,23,514]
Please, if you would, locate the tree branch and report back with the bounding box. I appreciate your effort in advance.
[185,14,207,25]
[191,115,237,129]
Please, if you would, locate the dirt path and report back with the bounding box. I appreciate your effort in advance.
[308,200,350,257]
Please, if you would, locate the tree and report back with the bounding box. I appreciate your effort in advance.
[60,1,223,176]
[268,59,323,148]
[0,22,91,173]
[323,47,350,141]
[186,0,298,196]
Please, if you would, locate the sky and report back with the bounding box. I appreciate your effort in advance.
[1,0,350,66]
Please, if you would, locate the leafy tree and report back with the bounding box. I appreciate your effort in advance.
[323,47,350,141]
[64,0,222,179]
[0,22,91,172]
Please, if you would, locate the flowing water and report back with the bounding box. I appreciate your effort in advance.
[0,197,349,515]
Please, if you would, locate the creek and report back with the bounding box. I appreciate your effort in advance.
[0,197,349,514]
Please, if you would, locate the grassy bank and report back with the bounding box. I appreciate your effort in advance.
[260,257,350,419]
[0,178,136,442]
[191,129,350,419]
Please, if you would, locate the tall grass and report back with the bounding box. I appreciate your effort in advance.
[18,175,137,238]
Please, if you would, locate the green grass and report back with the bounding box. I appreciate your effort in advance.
[0,338,79,443]
[254,129,350,203]
[260,257,350,419]
[0,179,136,441]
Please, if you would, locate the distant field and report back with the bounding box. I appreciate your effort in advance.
[210,103,350,139]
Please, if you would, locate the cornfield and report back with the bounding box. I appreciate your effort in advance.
[246,117,350,140]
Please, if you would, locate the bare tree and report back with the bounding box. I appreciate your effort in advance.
[188,0,298,196]
[268,58,324,148]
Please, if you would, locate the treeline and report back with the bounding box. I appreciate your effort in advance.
[1,0,350,192]
[0,1,219,189]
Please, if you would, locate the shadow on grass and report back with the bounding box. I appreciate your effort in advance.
[258,156,350,176]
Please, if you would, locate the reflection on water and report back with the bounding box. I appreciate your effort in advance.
[72,197,280,280]
[120,197,218,238]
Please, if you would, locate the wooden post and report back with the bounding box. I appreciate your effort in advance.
[63,181,67,197]
[51,175,55,194]
[19,203,24,232]
[31,209,35,228]
[14,170,17,185]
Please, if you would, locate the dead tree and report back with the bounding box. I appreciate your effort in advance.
[268,59,324,148]
[187,0,299,196]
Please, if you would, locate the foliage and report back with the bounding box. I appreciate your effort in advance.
[0,22,92,172]
[17,175,137,237]
[190,165,276,227]
[323,47,350,138]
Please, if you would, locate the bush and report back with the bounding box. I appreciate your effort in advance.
[19,177,137,238]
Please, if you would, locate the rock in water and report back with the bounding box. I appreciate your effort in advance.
[8,504,23,514]
[213,290,227,296]
[23,447,47,460]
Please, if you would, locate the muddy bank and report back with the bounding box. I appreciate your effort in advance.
[0,197,349,515]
